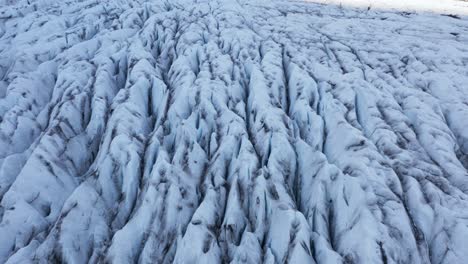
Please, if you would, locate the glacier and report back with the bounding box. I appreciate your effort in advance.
[1,0,468,263]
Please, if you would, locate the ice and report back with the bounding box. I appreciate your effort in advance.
[1,0,468,263]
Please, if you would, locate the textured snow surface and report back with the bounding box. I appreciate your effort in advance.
[1,0,468,263]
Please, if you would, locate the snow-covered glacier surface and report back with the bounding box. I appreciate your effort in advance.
[1,0,468,263]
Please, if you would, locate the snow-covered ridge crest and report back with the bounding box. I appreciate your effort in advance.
[1,0,468,263]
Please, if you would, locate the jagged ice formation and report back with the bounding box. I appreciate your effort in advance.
[1,0,468,263]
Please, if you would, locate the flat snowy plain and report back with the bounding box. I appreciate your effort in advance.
[1,0,468,263]
[306,0,468,15]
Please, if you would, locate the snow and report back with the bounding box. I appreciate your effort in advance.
[305,0,468,15]
[1,0,468,263]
